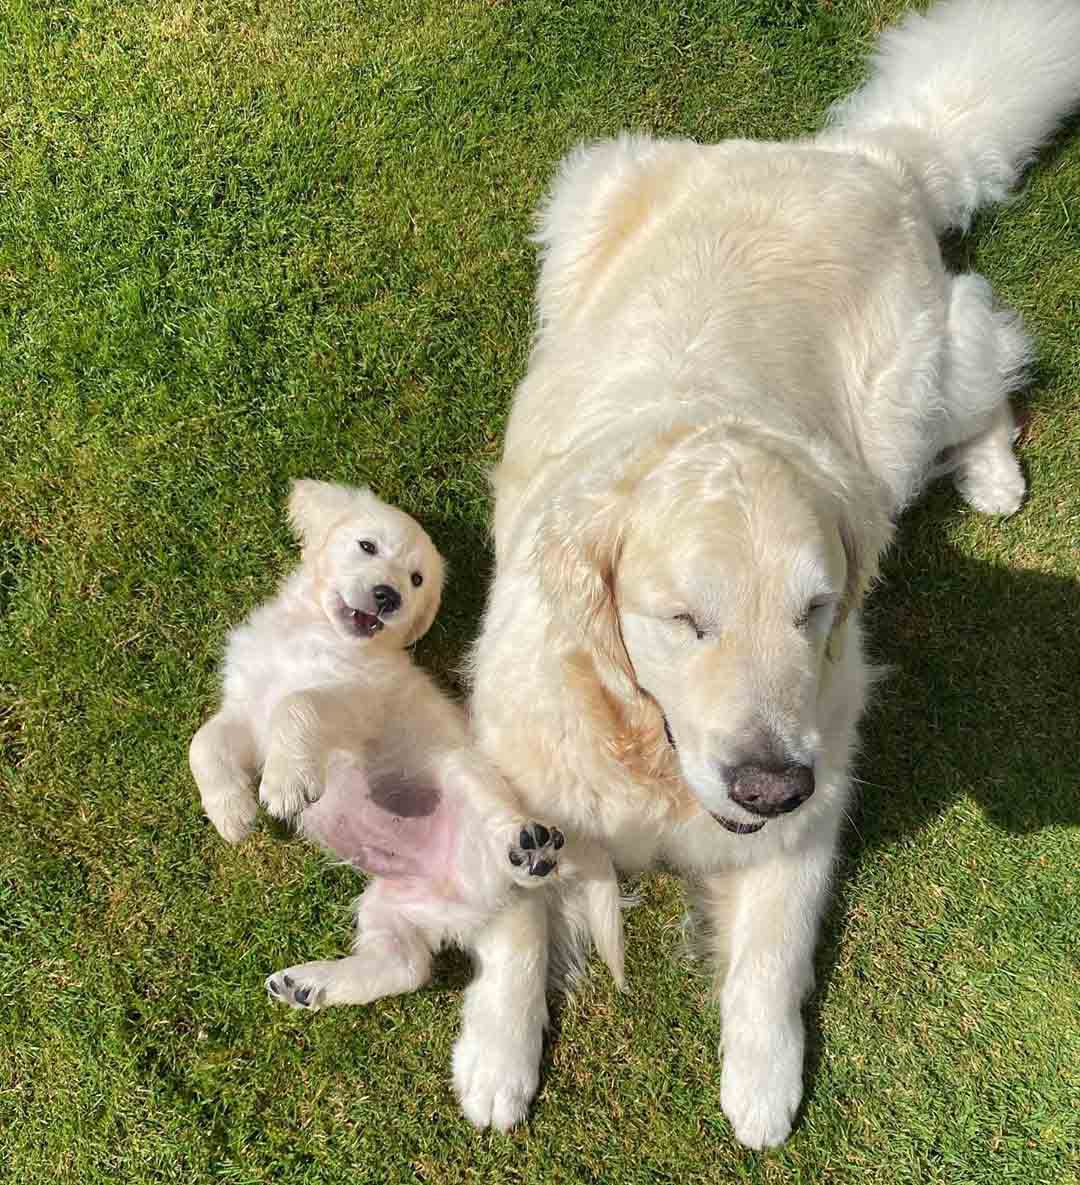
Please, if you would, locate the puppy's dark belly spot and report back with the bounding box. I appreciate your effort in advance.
[369,774,441,819]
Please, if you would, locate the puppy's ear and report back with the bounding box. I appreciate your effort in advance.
[534,486,634,685]
[404,544,446,647]
[288,480,372,549]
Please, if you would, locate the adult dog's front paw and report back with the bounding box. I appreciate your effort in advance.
[453,1025,539,1131]
[720,1023,804,1149]
[258,758,321,821]
[507,821,564,884]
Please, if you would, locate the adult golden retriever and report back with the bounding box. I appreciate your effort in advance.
[454,0,1080,1149]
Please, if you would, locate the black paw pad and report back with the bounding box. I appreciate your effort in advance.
[294,986,311,1007]
[509,821,564,881]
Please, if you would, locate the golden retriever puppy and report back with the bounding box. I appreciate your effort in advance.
[455,0,1080,1146]
[190,480,622,1013]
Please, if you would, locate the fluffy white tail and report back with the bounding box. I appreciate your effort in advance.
[824,0,1080,231]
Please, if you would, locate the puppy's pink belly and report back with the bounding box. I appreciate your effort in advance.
[300,765,458,880]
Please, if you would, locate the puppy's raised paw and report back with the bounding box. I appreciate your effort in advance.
[508,821,564,885]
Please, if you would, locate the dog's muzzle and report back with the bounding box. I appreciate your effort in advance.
[663,714,768,835]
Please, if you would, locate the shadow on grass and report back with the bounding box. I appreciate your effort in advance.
[860,498,1079,842]
[801,485,1080,1124]
[410,507,495,693]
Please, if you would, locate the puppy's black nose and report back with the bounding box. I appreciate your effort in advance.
[372,584,401,614]
[728,762,814,816]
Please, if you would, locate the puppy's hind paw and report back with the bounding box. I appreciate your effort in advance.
[266,969,324,1012]
[508,821,564,885]
[204,790,258,844]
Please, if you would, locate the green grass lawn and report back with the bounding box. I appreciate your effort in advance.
[2,1,1078,1181]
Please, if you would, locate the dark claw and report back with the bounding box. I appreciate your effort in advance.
[294,986,311,1006]
[283,974,294,989]
[532,823,550,847]
[530,858,554,877]
[267,979,281,997]
[508,849,525,866]
[519,828,535,850]
[551,828,564,850]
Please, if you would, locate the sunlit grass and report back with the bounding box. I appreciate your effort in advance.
[2,2,1077,1182]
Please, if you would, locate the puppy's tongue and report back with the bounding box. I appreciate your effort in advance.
[351,609,383,637]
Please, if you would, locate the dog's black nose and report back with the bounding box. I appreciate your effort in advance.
[728,762,814,816]
[372,584,401,614]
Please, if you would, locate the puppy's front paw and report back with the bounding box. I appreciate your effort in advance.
[259,759,321,821]
[720,1024,803,1149]
[507,821,564,884]
[266,968,325,1012]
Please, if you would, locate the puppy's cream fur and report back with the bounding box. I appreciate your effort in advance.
[456,0,1080,1146]
[190,480,623,1014]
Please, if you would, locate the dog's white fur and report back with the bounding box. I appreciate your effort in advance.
[190,480,623,1015]
[457,0,1080,1146]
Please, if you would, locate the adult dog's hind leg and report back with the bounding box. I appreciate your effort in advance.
[942,273,1032,515]
[190,711,259,843]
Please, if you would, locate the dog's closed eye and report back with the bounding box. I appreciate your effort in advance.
[795,596,834,631]
[674,612,706,640]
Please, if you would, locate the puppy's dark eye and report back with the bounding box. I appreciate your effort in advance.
[674,612,705,640]
[411,572,423,588]
[358,540,377,556]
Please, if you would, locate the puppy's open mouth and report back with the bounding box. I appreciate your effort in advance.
[344,606,384,637]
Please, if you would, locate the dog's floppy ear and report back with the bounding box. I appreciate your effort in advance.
[288,480,372,549]
[533,483,634,683]
[835,499,893,627]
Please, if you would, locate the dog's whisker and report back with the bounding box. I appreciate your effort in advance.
[849,776,896,793]
[840,805,865,847]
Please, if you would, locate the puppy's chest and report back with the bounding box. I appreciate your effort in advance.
[224,624,369,733]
